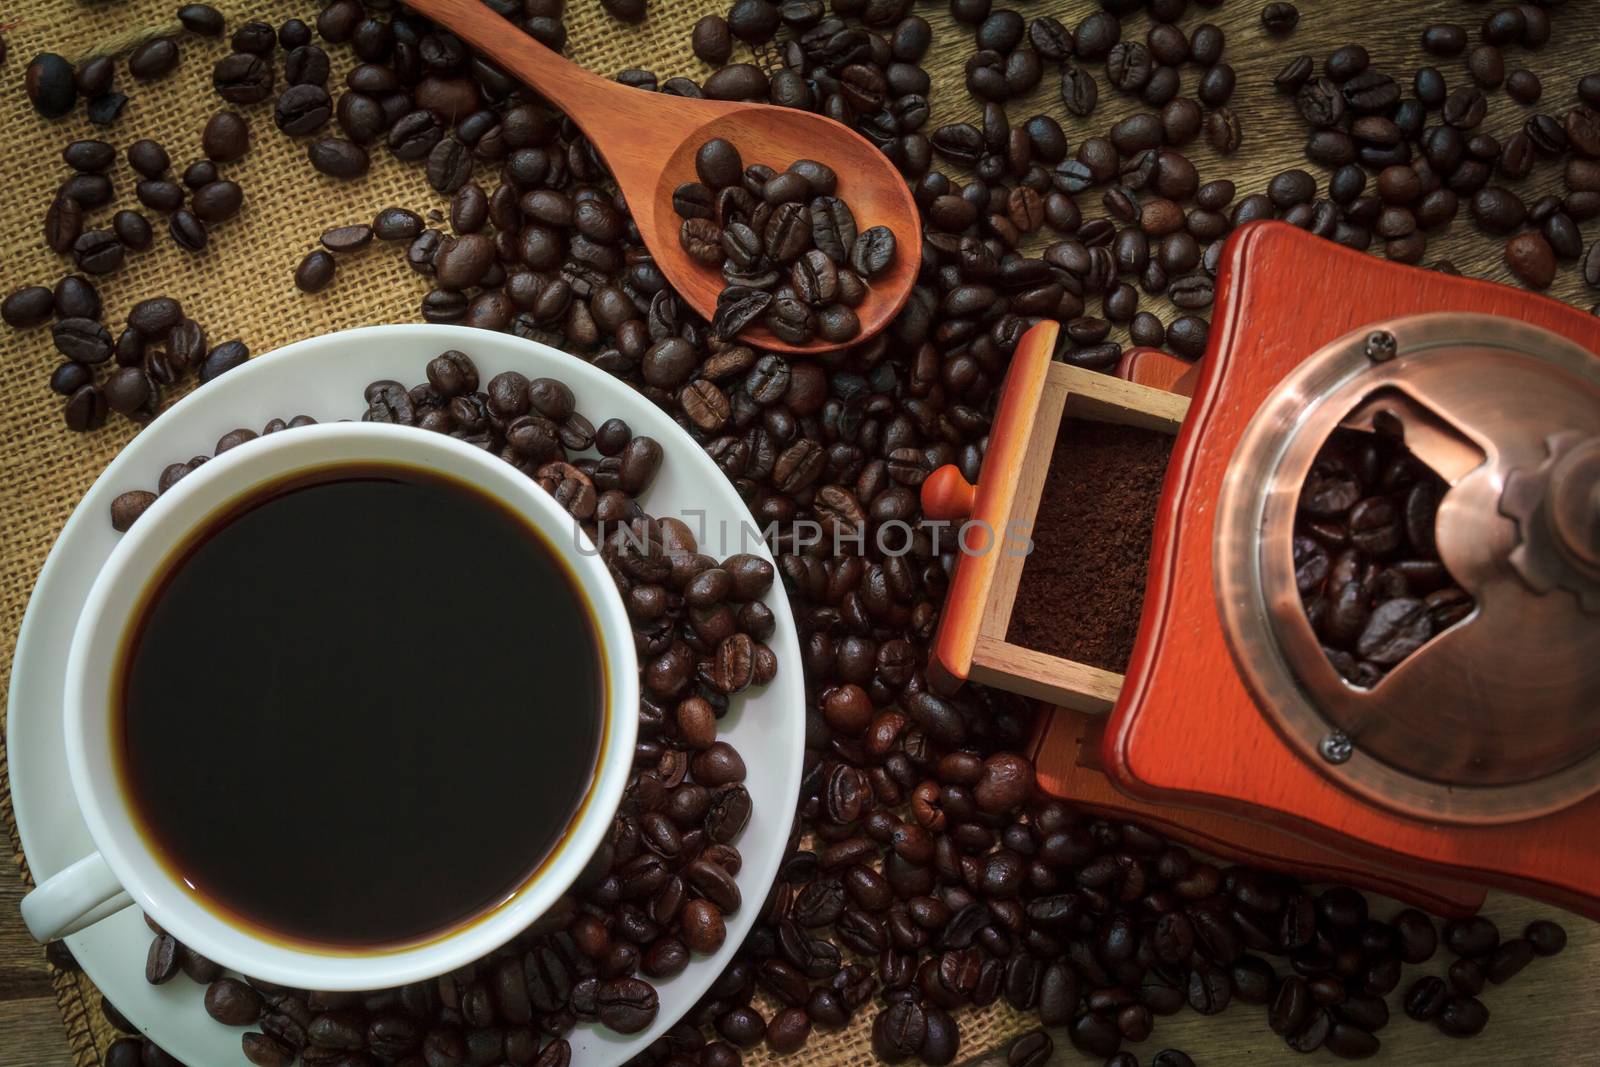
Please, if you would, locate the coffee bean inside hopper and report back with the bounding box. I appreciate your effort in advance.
[1295,427,1470,686]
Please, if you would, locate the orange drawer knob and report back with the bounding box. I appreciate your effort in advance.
[922,465,976,521]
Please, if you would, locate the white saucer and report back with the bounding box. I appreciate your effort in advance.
[7,324,805,1066]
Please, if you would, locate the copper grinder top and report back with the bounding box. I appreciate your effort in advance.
[1215,312,1600,825]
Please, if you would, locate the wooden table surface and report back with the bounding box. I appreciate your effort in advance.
[4,0,1600,1065]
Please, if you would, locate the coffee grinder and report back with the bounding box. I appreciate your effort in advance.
[923,221,1600,918]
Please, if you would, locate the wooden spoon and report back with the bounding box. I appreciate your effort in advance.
[406,0,922,355]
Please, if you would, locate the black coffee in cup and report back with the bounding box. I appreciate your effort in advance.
[114,464,605,947]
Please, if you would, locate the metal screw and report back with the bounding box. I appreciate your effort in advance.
[1364,330,1397,362]
[1319,731,1354,764]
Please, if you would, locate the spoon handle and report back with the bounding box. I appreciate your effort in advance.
[406,0,665,141]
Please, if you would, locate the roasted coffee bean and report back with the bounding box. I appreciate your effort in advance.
[110,491,157,532]
[871,1000,927,1062]
[129,38,181,81]
[2,286,53,328]
[107,209,153,253]
[1007,1029,1051,1067]
[1486,938,1534,984]
[1527,920,1568,957]
[53,318,113,363]
[196,113,251,163]
[303,140,369,184]
[275,84,332,135]
[1394,909,1437,964]
[74,56,115,100]
[295,250,336,293]
[127,139,171,179]
[595,979,657,1034]
[169,209,207,252]
[1206,108,1241,154]
[42,193,84,254]
[199,340,249,384]
[812,197,859,263]
[1506,232,1556,289]
[426,136,472,193]
[26,53,77,118]
[697,139,745,188]
[318,223,373,254]
[1445,916,1500,958]
[191,181,243,223]
[1060,66,1098,118]
[1437,996,1489,1038]
[282,45,332,90]
[71,230,123,275]
[850,226,897,277]
[145,934,180,984]
[213,52,274,103]
[104,366,156,419]
[692,16,734,65]
[205,978,264,1026]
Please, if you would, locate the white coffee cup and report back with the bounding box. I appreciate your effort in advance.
[20,422,638,990]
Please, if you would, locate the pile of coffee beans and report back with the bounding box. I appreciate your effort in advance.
[109,349,773,1067]
[1296,425,1471,686]
[9,8,257,434]
[15,0,1586,1065]
[674,138,895,346]
[1268,5,1599,286]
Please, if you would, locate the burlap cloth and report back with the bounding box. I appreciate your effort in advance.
[3,1,1598,1065]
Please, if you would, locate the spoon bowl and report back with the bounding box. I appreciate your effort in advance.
[407,0,922,354]
[647,108,921,354]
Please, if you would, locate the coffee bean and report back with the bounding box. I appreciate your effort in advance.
[1006,1029,1052,1067]
[765,1006,810,1054]
[307,138,370,179]
[75,57,115,99]
[145,934,179,984]
[1060,65,1098,117]
[871,1000,927,1061]
[850,226,897,277]
[110,490,157,532]
[26,53,77,118]
[691,16,734,65]
[129,38,181,81]
[53,318,113,363]
[295,250,336,293]
[177,4,225,35]
[205,978,264,1026]
[169,210,207,252]
[1471,187,1526,233]
[1206,108,1241,154]
[191,181,243,224]
[213,52,274,103]
[1437,996,1489,1038]
[3,286,54,328]
[1506,232,1556,288]
[275,84,332,135]
[1444,87,1488,130]
[319,219,376,255]
[43,195,82,254]
[103,366,155,420]
[199,340,249,384]
[1262,3,1299,34]
[596,978,658,1034]
[426,136,472,193]
[1486,937,1535,984]
[1468,44,1505,89]
[1506,68,1542,105]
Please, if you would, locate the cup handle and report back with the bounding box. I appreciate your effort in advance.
[20,853,134,941]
